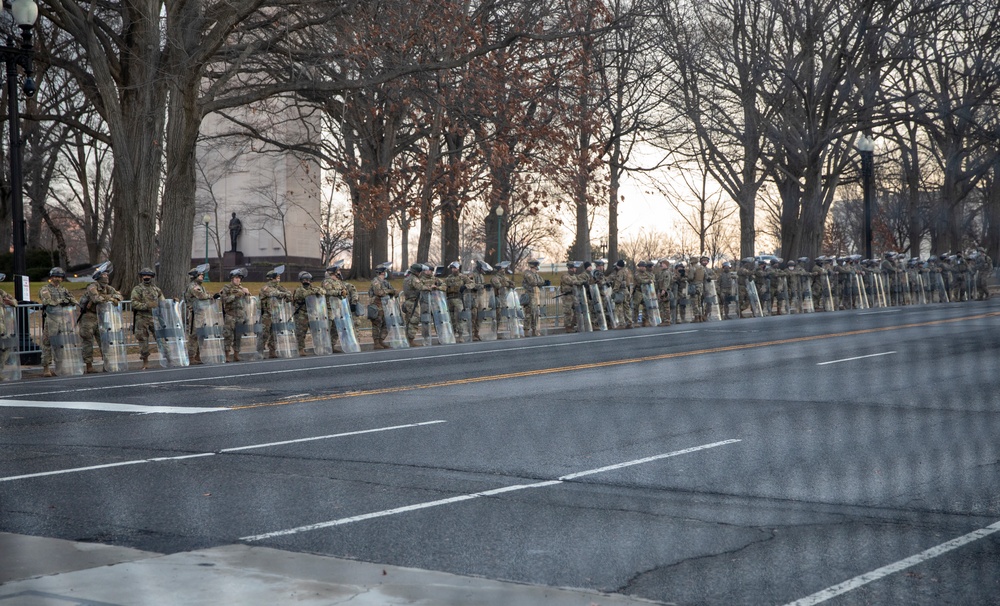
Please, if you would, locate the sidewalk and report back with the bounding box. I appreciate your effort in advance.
[0,533,660,606]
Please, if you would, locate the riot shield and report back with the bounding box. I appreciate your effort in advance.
[705,280,722,322]
[726,279,740,319]
[502,290,525,338]
[429,290,457,344]
[800,275,815,313]
[305,294,333,355]
[0,304,21,381]
[775,276,789,315]
[382,295,410,349]
[822,275,835,311]
[599,285,618,329]
[746,279,763,318]
[458,291,475,343]
[46,306,84,376]
[269,298,298,358]
[640,283,662,326]
[902,273,912,305]
[915,274,927,305]
[855,273,869,309]
[97,302,128,372]
[192,299,226,365]
[331,297,361,352]
[573,285,593,332]
[152,299,189,367]
[933,273,949,303]
[589,284,608,331]
[235,296,263,361]
[476,288,498,341]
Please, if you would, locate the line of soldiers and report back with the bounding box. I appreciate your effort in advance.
[15,248,993,379]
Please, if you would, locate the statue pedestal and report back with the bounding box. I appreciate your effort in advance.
[223,251,245,270]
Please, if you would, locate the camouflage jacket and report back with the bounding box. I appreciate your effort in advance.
[129,283,164,312]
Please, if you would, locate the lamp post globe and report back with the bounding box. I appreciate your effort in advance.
[495,206,504,264]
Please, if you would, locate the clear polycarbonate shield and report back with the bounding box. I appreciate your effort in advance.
[382,295,410,349]
[428,290,457,345]
[573,285,593,332]
[152,299,189,367]
[855,273,869,309]
[476,287,498,341]
[305,294,333,355]
[705,280,722,322]
[800,275,815,313]
[588,284,608,331]
[901,272,912,305]
[502,290,525,338]
[269,298,298,358]
[97,302,128,372]
[192,299,225,365]
[0,304,21,381]
[640,283,662,326]
[456,291,474,343]
[746,279,763,318]
[331,297,361,353]
[915,273,927,305]
[822,274,836,311]
[933,272,949,303]
[600,285,618,329]
[235,296,262,361]
[774,276,789,315]
[46,305,84,376]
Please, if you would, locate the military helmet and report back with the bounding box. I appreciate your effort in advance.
[265,269,278,279]
[230,267,248,278]
[616,259,626,268]
[326,260,344,273]
[375,265,388,275]
[409,263,423,273]
[448,261,461,269]
[139,267,156,276]
[49,267,66,278]
[594,259,606,266]
[298,271,312,281]
[527,259,540,266]
[722,261,731,268]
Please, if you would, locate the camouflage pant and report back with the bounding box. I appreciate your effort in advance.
[402,298,420,340]
[258,313,276,354]
[561,295,577,331]
[134,312,156,359]
[371,305,388,344]
[223,315,242,355]
[78,312,102,364]
[522,300,540,336]
[294,312,309,350]
[448,297,468,338]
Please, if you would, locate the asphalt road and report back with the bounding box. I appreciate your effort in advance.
[3,300,1000,605]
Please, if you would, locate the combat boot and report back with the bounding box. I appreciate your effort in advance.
[268,350,278,359]
[85,362,96,373]
[232,352,240,362]
[140,356,150,370]
[190,353,203,365]
[373,340,387,350]
[298,348,307,356]
[42,365,55,377]
[407,338,419,347]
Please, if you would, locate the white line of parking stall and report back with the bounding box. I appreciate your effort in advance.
[0,420,446,483]
[241,438,741,542]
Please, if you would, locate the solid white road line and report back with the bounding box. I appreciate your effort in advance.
[783,520,1000,606]
[240,438,741,542]
[0,420,446,483]
[816,351,896,366]
[0,399,225,414]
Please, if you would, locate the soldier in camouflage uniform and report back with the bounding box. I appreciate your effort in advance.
[521,259,546,337]
[444,261,473,340]
[654,259,672,326]
[469,260,490,341]
[77,267,123,373]
[258,268,292,358]
[184,267,212,364]
[718,261,736,319]
[400,264,425,346]
[607,259,633,328]
[369,263,396,349]
[558,262,580,333]
[39,267,78,377]
[293,271,325,355]
[631,261,656,326]
[322,262,349,351]
[220,268,251,362]
[129,268,164,370]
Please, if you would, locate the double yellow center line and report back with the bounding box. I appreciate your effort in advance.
[231,311,1000,411]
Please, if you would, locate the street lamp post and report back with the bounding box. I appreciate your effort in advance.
[495,206,504,264]
[3,0,39,303]
[857,135,875,260]
[203,214,211,282]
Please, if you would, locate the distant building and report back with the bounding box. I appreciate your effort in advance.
[191,107,322,274]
